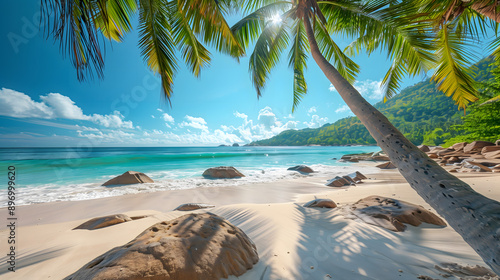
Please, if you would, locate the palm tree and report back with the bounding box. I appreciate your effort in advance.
[41,0,243,103]
[232,0,500,274]
[402,0,500,109]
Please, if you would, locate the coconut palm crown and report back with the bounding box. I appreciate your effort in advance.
[232,0,436,110]
[41,0,244,104]
[408,0,500,109]
[232,0,500,274]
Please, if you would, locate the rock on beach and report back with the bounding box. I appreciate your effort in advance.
[65,213,259,280]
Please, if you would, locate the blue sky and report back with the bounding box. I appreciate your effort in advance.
[0,1,488,147]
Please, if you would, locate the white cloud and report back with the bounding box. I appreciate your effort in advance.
[329,84,336,92]
[335,105,349,113]
[151,115,155,119]
[185,116,206,124]
[283,120,299,130]
[88,111,133,129]
[0,88,134,129]
[304,115,328,128]
[234,111,248,120]
[0,88,53,118]
[71,107,304,147]
[180,130,243,145]
[157,108,163,112]
[75,125,100,132]
[220,125,232,132]
[179,115,209,132]
[162,113,174,123]
[40,93,86,119]
[77,130,135,142]
[228,107,300,143]
[153,129,164,135]
[39,105,309,146]
[308,106,317,115]
[284,114,294,119]
[354,80,383,100]
[257,106,277,130]
[329,80,383,100]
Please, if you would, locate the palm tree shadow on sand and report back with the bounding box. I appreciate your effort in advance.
[0,246,69,275]
[216,202,486,280]
[288,204,485,280]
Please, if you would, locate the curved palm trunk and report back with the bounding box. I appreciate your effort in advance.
[302,11,500,274]
[470,1,500,23]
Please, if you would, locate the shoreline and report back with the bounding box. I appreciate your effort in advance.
[2,161,380,207]
[1,168,500,279]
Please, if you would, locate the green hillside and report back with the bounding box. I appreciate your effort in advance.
[250,57,495,146]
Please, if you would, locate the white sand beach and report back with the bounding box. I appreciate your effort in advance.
[1,168,500,280]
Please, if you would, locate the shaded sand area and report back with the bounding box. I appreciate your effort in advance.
[1,168,500,279]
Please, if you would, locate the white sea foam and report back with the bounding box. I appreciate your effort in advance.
[2,164,380,206]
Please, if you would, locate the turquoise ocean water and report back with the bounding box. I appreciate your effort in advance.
[0,146,381,206]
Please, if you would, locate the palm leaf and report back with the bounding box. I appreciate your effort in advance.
[138,0,178,102]
[288,19,308,111]
[177,0,244,58]
[239,0,286,14]
[313,16,359,84]
[41,0,106,80]
[488,34,500,60]
[169,1,211,77]
[332,1,435,100]
[432,23,478,109]
[93,0,137,42]
[249,20,290,97]
[231,1,292,48]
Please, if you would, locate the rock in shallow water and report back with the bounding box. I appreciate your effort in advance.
[287,165,314,174]
[351,195,447,232]
[65,213,259,280]
[102,171,154,186]
[202,166,245,179]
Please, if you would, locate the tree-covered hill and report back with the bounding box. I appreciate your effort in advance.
[249,57,495,146]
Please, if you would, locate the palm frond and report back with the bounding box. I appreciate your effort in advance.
[41,0,106,80]
[239,0,286,14]
[169,1,211,77]
[432,23,478,109]
[177,0,244,58]
[454,7,492,39]
[330,0,435,100]
[249,20,290,97]
[488,34,500,60]
[381,52,407,101]
[319,0,386,40]
[93,0,137,42]
[138,0,178,102]
[313,16,359,84]
[288,19,308,111]
[231,1,292,48]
